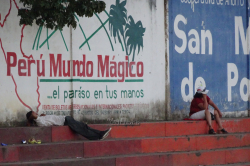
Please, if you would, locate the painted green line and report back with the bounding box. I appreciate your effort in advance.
[125,79,144,82]
[74,14,79,22]
[94,13,114,51]
[46,28,49,50]
[83,79,117,82]
[39,30,57,48]
[60,30,68,51]
[36,26,43,50]
[40,79,69,82]
[79,24,91,51]
[74,14,91,51]
[32,26,42,50]
[79,18,109,49]
[104,10,109,17]
[40,79,118,82]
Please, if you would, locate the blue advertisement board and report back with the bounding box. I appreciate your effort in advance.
[169,0,249,113]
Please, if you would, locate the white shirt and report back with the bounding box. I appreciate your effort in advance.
[34,115,65,127]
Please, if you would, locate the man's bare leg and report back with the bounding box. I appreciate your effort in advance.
[205,109,213,129]
[214,109,223,130]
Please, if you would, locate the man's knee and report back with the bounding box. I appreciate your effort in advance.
[214,109,218,115]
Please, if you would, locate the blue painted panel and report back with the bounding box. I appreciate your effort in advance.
[169,0,249,112]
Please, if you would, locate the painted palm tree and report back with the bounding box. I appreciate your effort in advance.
[109,0,128,55]
[125,16,145,62]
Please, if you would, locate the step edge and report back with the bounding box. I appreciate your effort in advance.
[1,132,250,147]
[0,118,249,130]
[1,146,250,165]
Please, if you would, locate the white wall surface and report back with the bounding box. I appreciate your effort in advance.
[0,0,165,125]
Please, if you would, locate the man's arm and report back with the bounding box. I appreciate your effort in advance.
[209,99,222,118]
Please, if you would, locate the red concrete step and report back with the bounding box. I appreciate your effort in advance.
[0,157,115,166]
[109,118,250,139]
[214,163,250,166]
[0,125,107,144]
[0,126,87,145]
[0,141,84,163]
[1,133,250,163]
[0,127,53,144]
[45,117,250,142]
[83,132,250,157]
[165,118,250,137]
[115,147,250,166]
[1,147,250,166]
[0,118,249,144]
[0,157,116,166]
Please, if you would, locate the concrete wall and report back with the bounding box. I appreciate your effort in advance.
[0,0,165,126]
[1,0,249,126]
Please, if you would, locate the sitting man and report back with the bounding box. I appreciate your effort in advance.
[26,111,111,140]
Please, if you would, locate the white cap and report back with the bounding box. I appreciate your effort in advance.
[196,85,209,94]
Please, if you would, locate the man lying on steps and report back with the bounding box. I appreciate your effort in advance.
[26,111,111,140]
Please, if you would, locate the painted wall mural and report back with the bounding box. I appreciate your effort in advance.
[169,0,249,117]
[0,0,165,124]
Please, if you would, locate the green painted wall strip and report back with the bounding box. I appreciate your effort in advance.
[79,18,109,49]
[46,28,49,49]
[94,13,114,51]
[39,30,57,48]
[32,26,42,50]
[79,24,91,51]
[36,26,43,50]
[125,79,144,82]
[104,10,109,17]
[74,14,79,22]
[60,30,68,51]
[74,14,91,51]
